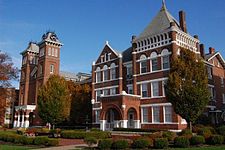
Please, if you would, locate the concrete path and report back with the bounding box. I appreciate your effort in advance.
[35,144,88,150]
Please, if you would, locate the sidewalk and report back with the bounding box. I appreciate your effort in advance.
[35,144,88,150]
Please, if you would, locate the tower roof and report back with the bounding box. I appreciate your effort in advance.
[20,42,39,55]
[134,1,180,41]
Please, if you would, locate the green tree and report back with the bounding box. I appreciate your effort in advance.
[165,49,210,131]
[38,75,71,128]
[68,81,92,125]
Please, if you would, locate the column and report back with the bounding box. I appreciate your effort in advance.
[13,113,18,128]
[121,120,128,128]
[17,113,20,127]
[134,120,141,128]
[100,120,106,131]
[21,111,25,127]
[118,54,123,94]
[24,110,30,128]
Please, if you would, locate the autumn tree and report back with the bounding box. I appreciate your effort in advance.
[165,49,210,131]
[0,51,18,126]
[38,75,71,128]
[67,81,92,125]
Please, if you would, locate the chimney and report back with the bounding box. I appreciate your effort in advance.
[200,44,205,58]
[179,11,187,33]
[209,47,215,54]
[132,35,136,41]
[194,35,199,39]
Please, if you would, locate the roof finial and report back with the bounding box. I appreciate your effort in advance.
[161,0,167,11]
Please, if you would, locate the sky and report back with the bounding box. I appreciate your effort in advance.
[1,0,225,89]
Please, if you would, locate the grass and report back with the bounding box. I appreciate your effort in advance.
[0,145,33,150]
[171,145,225,150]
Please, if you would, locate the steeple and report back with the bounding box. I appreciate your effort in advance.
[161,0,167,11]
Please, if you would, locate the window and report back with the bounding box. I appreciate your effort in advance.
[140,55,147,74]
[223,94,225,104]
[39,48,44,57]
[51,48,55,56]
[127,85,133,94]
[96,90,102,102]
[142,107,148,123]
[208,86,215,100]
[55,49,58,57]
[39,65,43,75]
[164,106,172,123]
[153,106,160,123]
[141,83,148,97]
[95,110,100,123]
[162,55,170,69]
[207,67,212,79]
[103,65,108,81]
[103,70,108,81]
[50,65,54,74]
[110,88,116,95]
[152,82,159,97]
[110,63,116,79]
[48,47,51,56]
[151,58,158,71]
[126,65,132,78]
[103,89,109,96]
[221,77,224,86]
[96,67,101,83]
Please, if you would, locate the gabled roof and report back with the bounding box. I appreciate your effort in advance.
[122,47,132,63]
[134,2,180,41]
[205,52,225,68]
[20,42,39,55]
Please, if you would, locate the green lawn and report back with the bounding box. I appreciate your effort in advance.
[0,145,34,150]
[171,146,225,150]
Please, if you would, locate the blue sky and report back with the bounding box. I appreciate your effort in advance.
[1,0,225,88]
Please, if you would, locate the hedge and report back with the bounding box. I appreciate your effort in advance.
[197,127,213,139]
[0,132,58,146]
[98,139,113,150]
[111,140,129,149]
[217,126,225,136]
[132,138,151,149]
[207,135,224,145]
[190,135,205,145]
[174,136,190,148]
[162,131,177,141]
[84,137,97,147]
[154,138,168,149]
[61,130,111,139]
[113,128,160,133]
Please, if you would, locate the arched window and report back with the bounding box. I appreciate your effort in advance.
[110,63,116,79]
[103,65,108,81]
[161,34,164,41]
[147,39,150,45]
[161,49,170,69]
[164,33,168,39]
[96,67,101,83]
[150,52,158,72]
[140,55,147,74]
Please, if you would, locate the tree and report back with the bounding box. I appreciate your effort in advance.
[67,81,92,125]
[165,49,210,131]
[0,51,18,87]
[37,75,71,129]
[0,51,18,126]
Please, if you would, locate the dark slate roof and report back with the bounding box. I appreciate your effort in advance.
[134,3,181,41]
[122,47,133,63]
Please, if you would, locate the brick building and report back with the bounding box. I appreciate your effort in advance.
[14,32,63,128]
[91,2,225,131]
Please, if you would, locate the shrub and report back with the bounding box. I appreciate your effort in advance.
[162,131,177,141]
[174,136,190,148]
[179,129,192,139]
[197,127,212,139]
[112,140,129,149]
[61,130,111,139]
[84,137,97,147]
[14,135,25,144]
[154,138,168,149]
[17,128,26,135]
[217,126,225,136]
[147,132,162,140]
[193,124,205,133]
[190,135,205,145]
[207,135,224,145]
[33,136,49,145]
[132,138,150,149]
[98,139,113,150]
[23,137,35,145]
[91,128,100,132]
[46,138,59,146]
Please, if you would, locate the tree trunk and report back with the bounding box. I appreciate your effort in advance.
[188,121,192,132]
[53,124,55,130]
